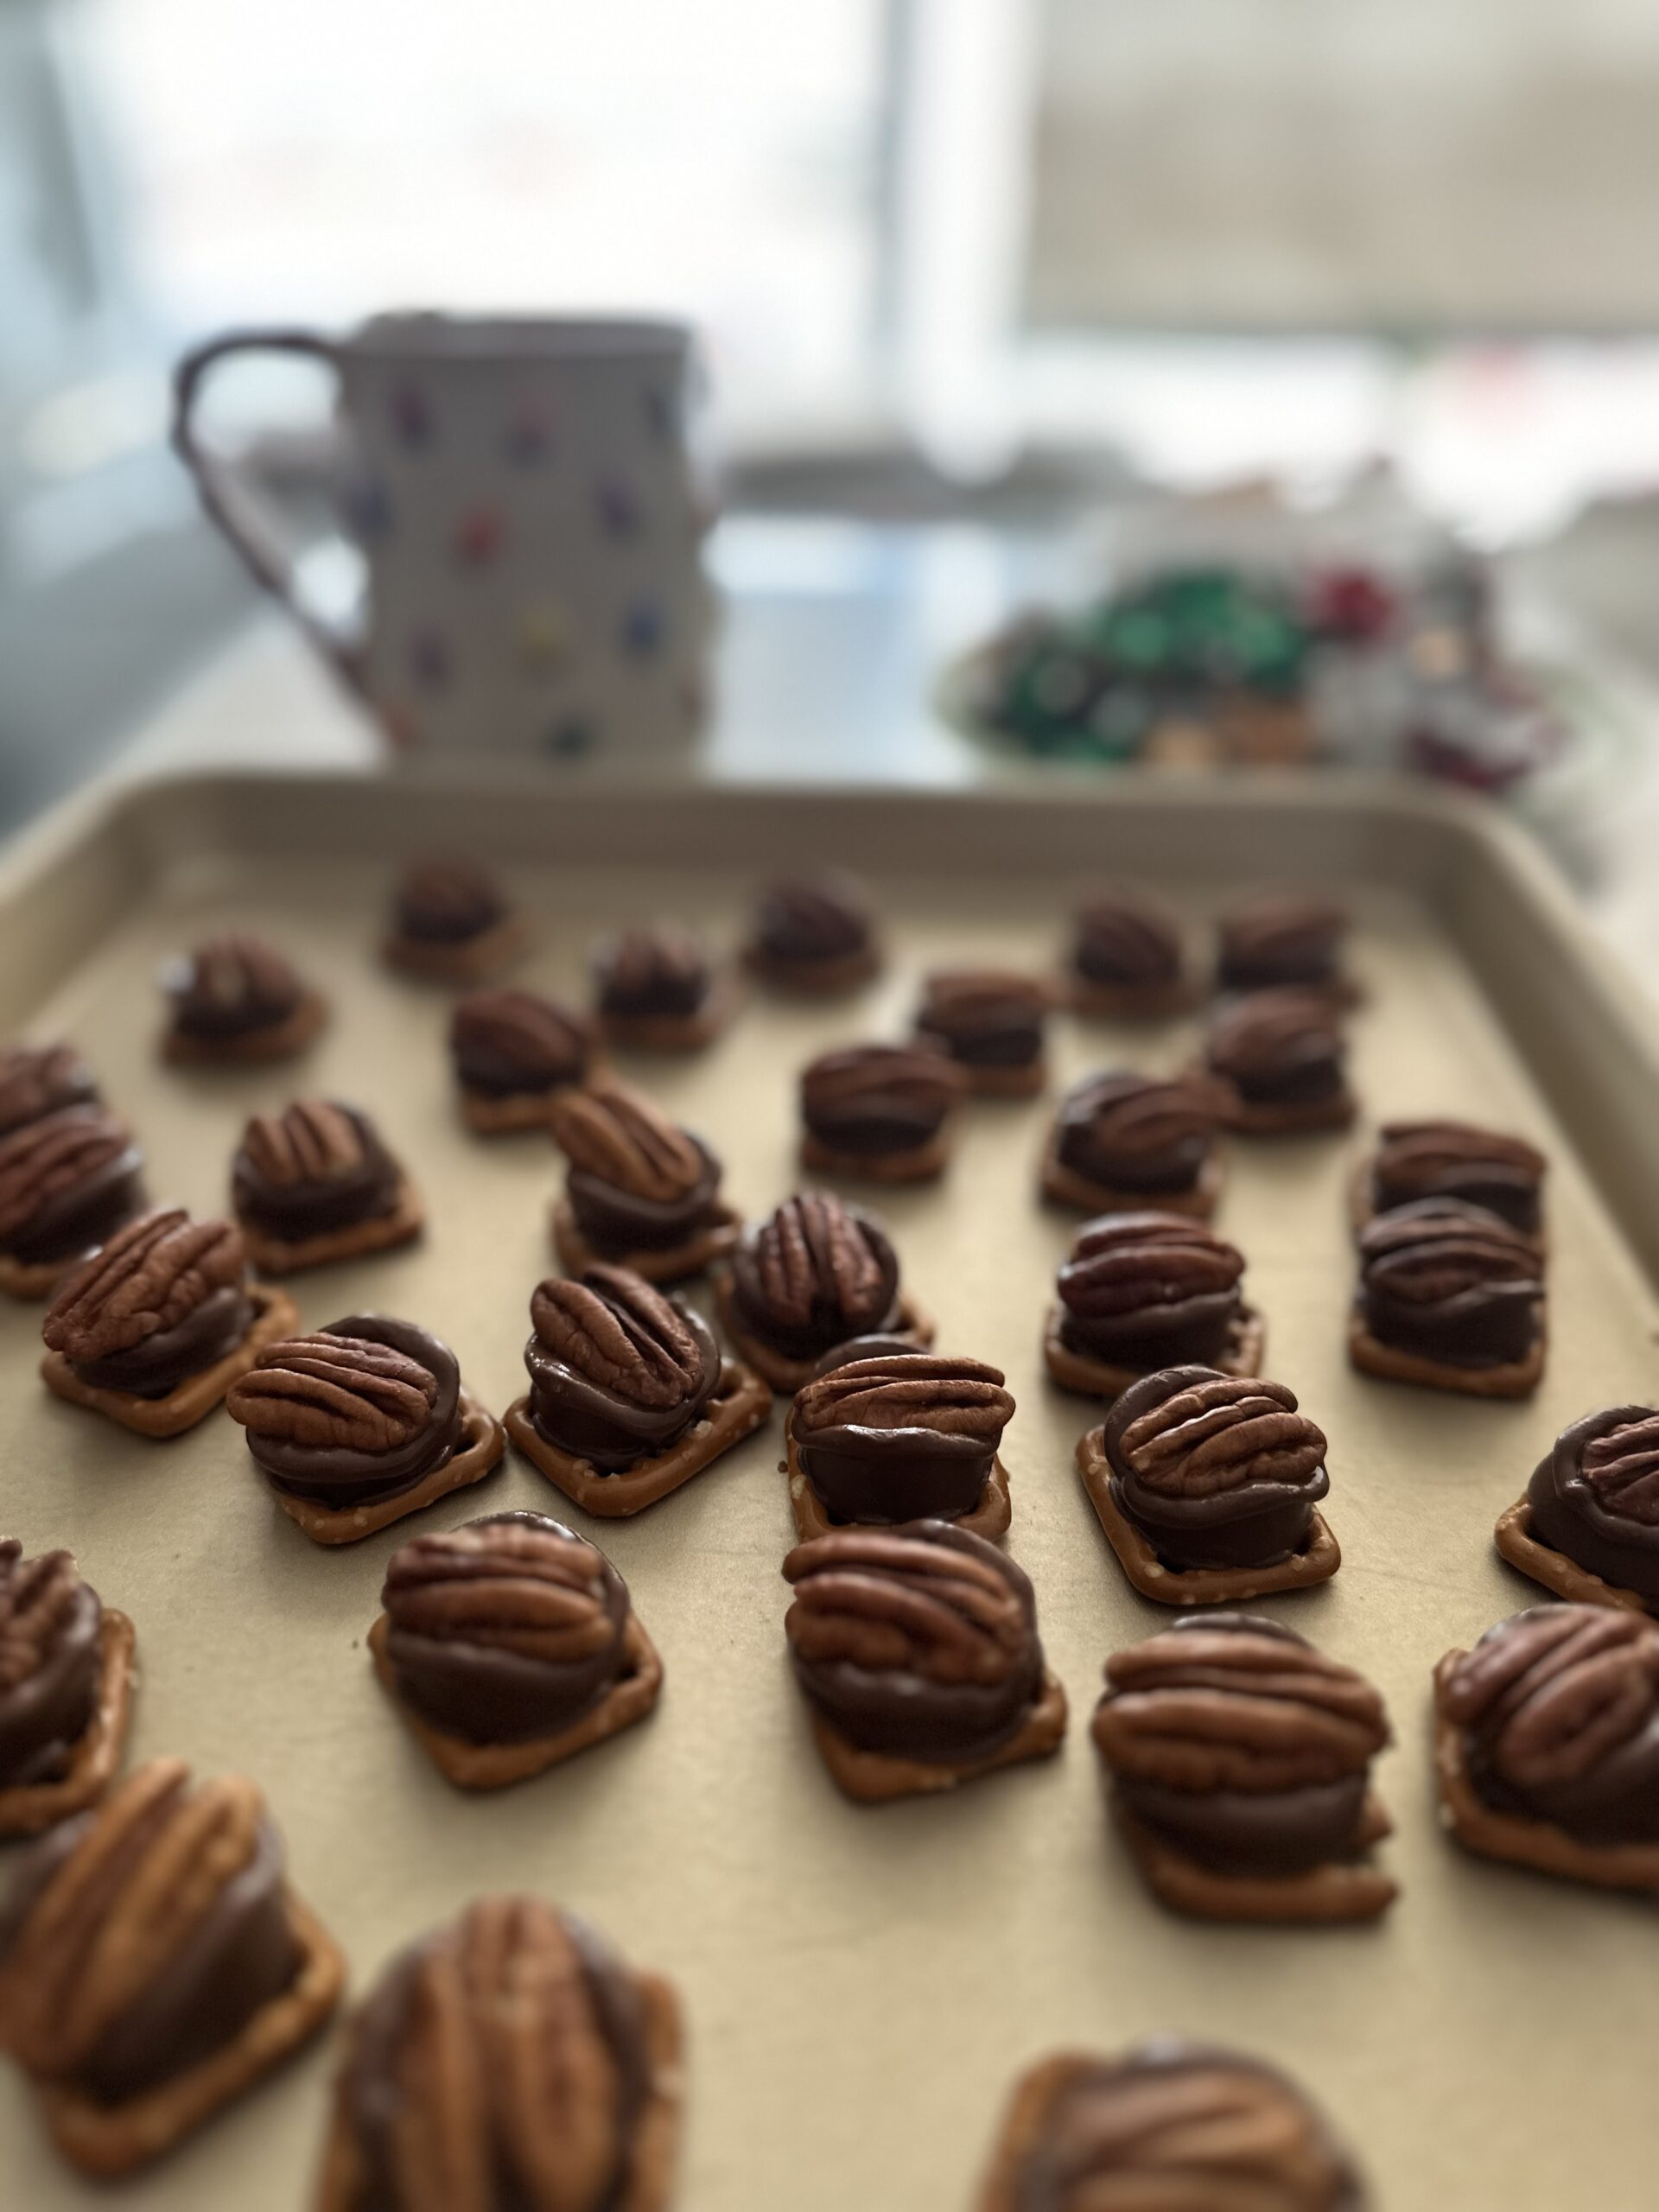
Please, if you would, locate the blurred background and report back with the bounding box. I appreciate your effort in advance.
[8,0,1659,936]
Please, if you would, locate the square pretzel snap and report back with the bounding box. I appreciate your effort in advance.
[0,1608,137,1839]
[798,1126,954,1185]
[272,1393,505,1548]
[782,1411,1011,1545]
[1039,1126,1223,1219]
[238,1179,424,1277]
[805,1671,1068,1804]
[1347,1310,1544,1401]
[368,1609,664,1789]
[41,1283,301,1439]
[1075,1427,1339,1605]
[550,1197,740,1287]
[33,1889,345,2179]
[1491,1496,1650,1615]
[1433,1652,1659,1892]
[162,991,328,1067]
[505,1359,771,1517]
[1111,1790,1395,1923]
[1042,1302,1265,1403]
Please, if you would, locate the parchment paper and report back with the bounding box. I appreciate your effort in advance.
[3,845,1656,2209]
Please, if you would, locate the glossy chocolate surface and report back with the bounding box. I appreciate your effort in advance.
[797,1426,992,1524]
[1121,1769,1370,1872]
[804,1332,927,1382]
[792,1352,1011,1525]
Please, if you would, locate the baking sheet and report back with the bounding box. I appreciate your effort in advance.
[3,776,1658,2209]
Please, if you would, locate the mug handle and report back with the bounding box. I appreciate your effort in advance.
[171,327,368,696]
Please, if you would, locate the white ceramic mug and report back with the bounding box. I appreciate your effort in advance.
[174,313,713,761]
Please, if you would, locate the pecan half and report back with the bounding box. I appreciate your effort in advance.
[1096,1616,1389,1795]
[592,925,709,1013]
[1059,1071,1224,1163]
[1581,1411,1659,1524]
[0,1541,86,1694]
[1373,1119,1545,1198]
[1029,2044,1361,2209]
[531,1266,709,1409]
[43,1206,245,1363]
[736,1193,893,1336]
[167,935,302,1025]
[1205,988,1343,1082]
[782,1525,1031,1687]
[0,1105,136,1243]
[1443,1605,1659,1792]
[238,1099,376,1189]
[383,1516,619,1664]
[1058,1213,1243,1319]
[1071,892,1183,985]
[1218,895,1347,975]
[753,874,872,962]
[1357,1200,1540,1303]
[1115,1372,1325,1499]
[546,1082,707,1203]
[794,1352,1012,1444]
[449,989,592,1085]
[0,1758,264,2075]
[799,1043,967,1123]
[354,1899,634,2212]
[0,1043,97,1136]
[227,1331,437,1451]
[394,857,506,940]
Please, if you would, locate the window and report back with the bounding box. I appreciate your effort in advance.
[90,0,891,435]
